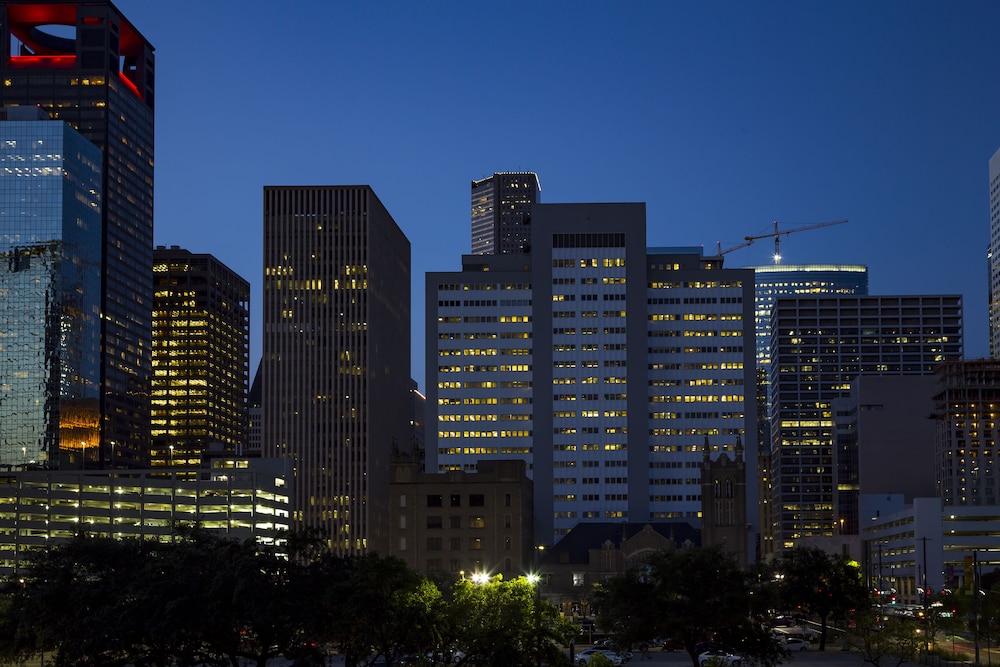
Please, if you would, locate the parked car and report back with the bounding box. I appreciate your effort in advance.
[694,642,725,654]
[578,648,625,666]
[782,638,808,652]
[698,649,743,667]
[656,638,685,652]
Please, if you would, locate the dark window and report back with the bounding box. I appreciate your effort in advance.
[504,493,512,507]
[427,494,443,507]
[427,538,442,551]
[470,494,485,507]
[450,494,462,507]
[427,516,443,529]
[450,516,462,529]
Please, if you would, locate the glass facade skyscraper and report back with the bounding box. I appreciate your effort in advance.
[0,112,102,468]
[0,1,155,467]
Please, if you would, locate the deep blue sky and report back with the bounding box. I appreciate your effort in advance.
[118,1,1000,389]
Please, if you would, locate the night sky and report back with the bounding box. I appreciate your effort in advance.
[114,1,1000,388]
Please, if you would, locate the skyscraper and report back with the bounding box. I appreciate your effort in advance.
[989,147,1000,358]
[748,264,868,553]
[767,295,962,553]
[0,1,155,467]
[429,203,757,552]
[471,172,540,255]
[0,107,102,468]
[263,185,410,553]
[151,247,250,468]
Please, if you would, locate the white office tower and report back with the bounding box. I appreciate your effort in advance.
[428,203,756,549]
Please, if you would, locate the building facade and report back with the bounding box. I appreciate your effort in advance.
[262,185,410,553]
[933,359,1000,507]
[0,109,102,470]
[0,0,156,467]
[428,203,757,551]
[0,460,290,577]
[989,147,1000,359]
[768,295,963,554]
[151,247,250,469]
[471,172,540,255]
[388,458,534,580]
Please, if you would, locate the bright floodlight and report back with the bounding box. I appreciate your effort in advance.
[471,572,490,584]
[526,573,540,584]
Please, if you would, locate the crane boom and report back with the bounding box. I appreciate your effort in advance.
[715,218,847,264]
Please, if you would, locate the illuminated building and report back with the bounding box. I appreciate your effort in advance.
[0,107,102,469]
[151,247,250,469]
[933,359,1000,506]
[747,264,868,555]
[0,1,156,467]
[428,203,756,553]
[990,148,1000,358]
[768,295,963,553]
[471,172,540,255]
[0,459,291,577]
[262,185,410,554]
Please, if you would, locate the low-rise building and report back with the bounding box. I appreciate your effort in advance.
[0,459,291,577]
[388,458,533,581]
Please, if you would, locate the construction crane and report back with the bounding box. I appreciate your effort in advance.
[715,218,847,264]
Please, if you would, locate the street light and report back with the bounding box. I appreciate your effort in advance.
[526,574,542,667]
[471,572,490,585]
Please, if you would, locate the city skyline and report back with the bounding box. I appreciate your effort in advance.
[105,1,1000,386]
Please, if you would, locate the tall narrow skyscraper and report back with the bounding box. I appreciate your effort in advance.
[263,186,410,553]
[989,147,1000,358]
[471,172,540,255]
[0,107,102,468]
[152,247,250,468]
[0,1,155,467]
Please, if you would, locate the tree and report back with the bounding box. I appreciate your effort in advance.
[592,546,781,667]
[315,553,445,667]
[847,606,920,667]
[775,547,870,650]
[448,575,575,667]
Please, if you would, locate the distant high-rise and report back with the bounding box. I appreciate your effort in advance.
[263,185,410,553]
[0,108,102,468]
[151,247,250,468]
[0,0,155,467]
[471,172,540,255]
[767,295,963,553]
[989,147,1000,358]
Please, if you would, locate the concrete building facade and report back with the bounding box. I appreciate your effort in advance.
[262,185,410,553]
[428,203,756,552]
[388,458,534,580]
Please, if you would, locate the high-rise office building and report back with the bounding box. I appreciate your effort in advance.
[0,107,102,468]
[748,264,868,554]
[989,147,1000,358]
[471,172,540,255]
[0,1,155,467]
[429,203,757,551]
[151,247,250,469]
[767,295,963,553]
[262,185,410,553]
[933,359,1000,506]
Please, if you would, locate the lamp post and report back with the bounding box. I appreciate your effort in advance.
[527,573,542,667]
